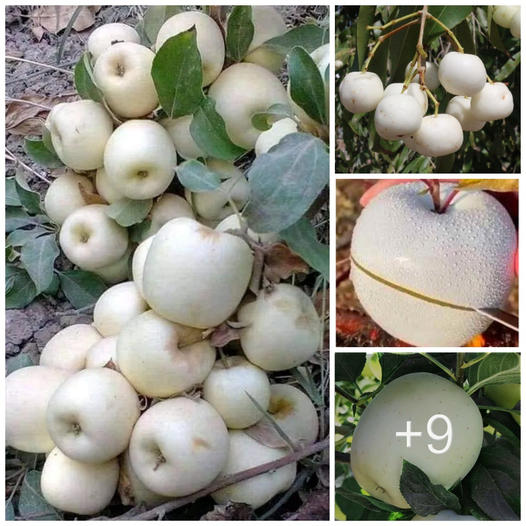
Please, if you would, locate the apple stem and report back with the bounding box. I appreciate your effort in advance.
[421,179,441,212]
[440,189,459,213]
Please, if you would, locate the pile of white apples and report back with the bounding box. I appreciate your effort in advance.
[6,7,326,517]
[339,12,519,157]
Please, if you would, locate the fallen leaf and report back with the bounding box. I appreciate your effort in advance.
[245,419,289,448]
[7,116,45,136]
[6,95,48,130]
[78,183,107,205]
[263,243,310,283]
[457,179,519,192]
[31,6,100,35]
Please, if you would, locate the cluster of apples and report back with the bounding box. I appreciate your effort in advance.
[493,5,521,38]
[339,45,517,157]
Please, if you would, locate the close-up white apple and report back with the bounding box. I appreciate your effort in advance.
[85,336,118,369]
[144,193,194,238]
[160,115,205,160]
[350,181,516,346]
[93,244,133,284]
[87,22,141,62]
[47,368,140,464]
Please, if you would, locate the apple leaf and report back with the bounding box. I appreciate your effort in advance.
[400,460,461,516]
[6,178,21,206]
[244,132,329,232]
[424,6,473,44]
[23,137,63,169]
[58,270,108,309]
[175,159,221,191]
[20,234,59,294]
[262,24,328,55]
[288,46,327,125]
[152,28,204,119]
[456,179,519,192]
[356,6,375,70]
[74,52,103,102]
[142,5,183,46]
[190,96,246,160]
[6,227,49,248]
[251,103,294,131]
[18,470,62,520]
[467,353,520,394]
[335,353,366,383]
[129,219,152,243]
[5,265,38,309]
[106,198,153,227]
[6,354,35,376]
[15,170,42,215]
[226,6,254,62]
[5,207,49,233]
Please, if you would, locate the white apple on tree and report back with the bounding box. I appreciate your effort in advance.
[160,115,205,160]
[47,368,140,463]
[87,22,141,62]
[382,83,428,115]
[95,167,124,204]
[6,366,70,453]
[351,372,483,509]
[254,117,298,156]
[93,42,158,118]
[41,447,119,515]
[405,60,440,91]
[438,52,487,96]
[144,193,194,238]
[374,94,422,141]
[116,310,215,397]
[493,6,520,29]
[103,119,177,200]
[128,397,229,497]
[44,100,113,170]
[143,217,254,328]
[470,82,514,121]
[39,324,102,372]
[446,96,485,132]
[339,71,384,113]
[350,181,516,346]
[85,336,118,369]
[59,204,129,271]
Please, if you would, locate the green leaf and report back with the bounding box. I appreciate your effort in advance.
[18,470,61,520]
[142,5,183,46]
[175,159,221,191]
[495,51,521,81]
[6,207,48,233]
[6,178,21,206]
[357,6,375,70]
[74,52,103,102]
[388,6,420,83]
[5,266,38,309]
[251,103,295,131]
[106,198,153,227]
[190,97,247,160]
[335,353,366,383]
[288,46,327,125]
[15,171,42,214]
[400,460,461,516]
[23,137,63,169]
[262,24,328,55]
[5,501,15,521]
[280,217,328,279]
[129,219,152,243]
[467,353,520,394]
[226,6,254,62]
[424,6,473,44]
[453,19,475,55]
[6,227,49,248]
[20,235,59,293]
[6,353,35,375]
[244,132,329,232]
[41,126,57,155]
[151,29,204,118]
[58,270,108,309]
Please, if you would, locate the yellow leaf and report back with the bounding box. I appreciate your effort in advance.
[456,179,518,192]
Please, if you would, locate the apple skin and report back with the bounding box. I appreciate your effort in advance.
[93,244,132,284]
[128,397,229,497]
[144,193,195,238]
[95,167,124,204]
[211,430,296,509]
[85,336,118,369]
[485,383,520,425]
[41,447,119,515]
[131,235,153,298]
[161,115,205,160]
[351,182,516,346]
[6,366,70,453]
[351,372,483,509]
[88,22,141,62]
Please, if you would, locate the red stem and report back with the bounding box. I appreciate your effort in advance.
[421,179,441,212]
[440,189,459,213]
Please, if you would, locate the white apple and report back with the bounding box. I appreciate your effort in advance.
[470,82,514,121]
[93,244,132,284]
[44,173,95,226]
[351,372,483,509]
[215,213,279,244]
[211,430,296,509]
[243,6,287,73]
[6,366,70,453]
[155,10,224,87]
[47,368,140,463]
[44,100,113,170]
[59,204,129,271]
[40,324,102,372]
[238,283,321,371]
[88,22,141,62]
[93,281,148,337]
[446,96,485,132]
[128,397,229,496]
[41,447,119,515]
[382,83,428,115]
[95,167,124,204]
[131,235,153,298]
[374,94,422,141]
[143,217,254,328]
[510,8,521,38]
[339,71,383,114]
[254,117,298,156]
[405,60,440,91]
[493,6,520,29]
[161,115,205,160]
[203,356,271,429]
[143,193,194,238]
[438,52,486,96]
[103,119,177,200]
[350,181,516,346]
[208,63,289,149]
[85,336,118,369]
[117,310,214,397]
[93,42,158,118]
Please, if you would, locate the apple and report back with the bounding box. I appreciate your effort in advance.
[446,96,485,132]
[143,217,254,328]
[339,71,384,114]
[243,6,287,73]
[485,383,520,425]
[59,204,129,271]
[382,83,428,115]
[93,42,158,118]
[351,372,483,509]
[254,118,298,156]
[238,283,321,371]
[88,22,141,62]
[374,94,422,141]
[41,447,119,515]
[438,52,486,96]
[470,82,514,121]
[47,368,140,463]
[128,397,229,497]
[117,309,215,397]
[93,281,148,337]
[85,336,118,369]
[215,213,279,244]
[203,356,271,429]
[103,119,177,200]
[405,60,440,91]
[95,167,124,204]
[211,430,296,509]
[350,181,516,346]
[6,366,70,453]
[144,193,194,238]
[39,324,102,372]
[93,244,132,284]
[208,63,289,149]
[161,115,205,160]
[44,100,113,170]
[510,8,521,38]
[493,6,520,29]
[131,235,153,298]
[44,172,95,225]
[155,10,224,87]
